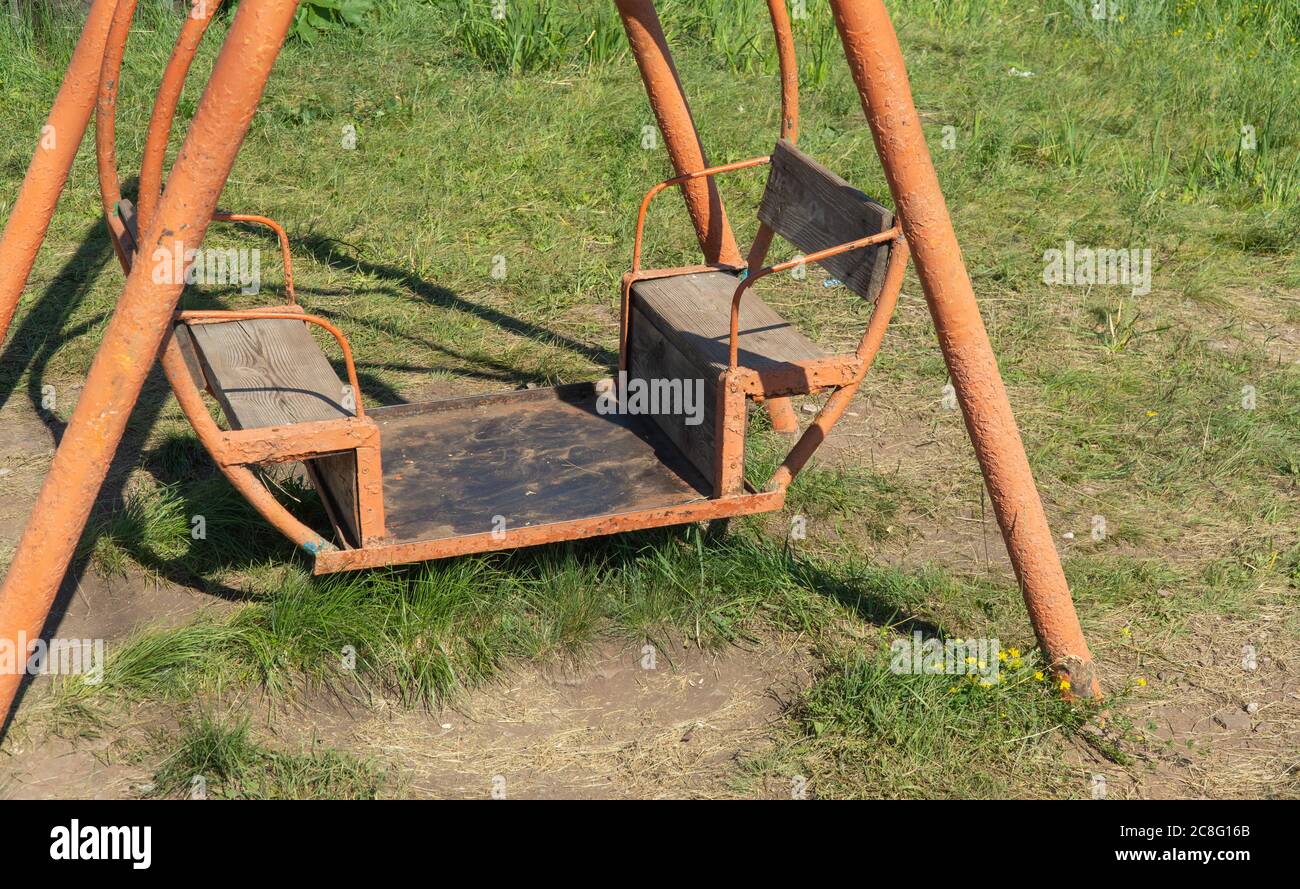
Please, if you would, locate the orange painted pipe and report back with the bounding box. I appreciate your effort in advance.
[159,336,334,554]
[729,227,901,369]
[139,0,224,238]
[0,0,301,729]
[828,0,1099,697]
[0,0,120,350]
[756,0,800,434]
[614,0,741,267]
[95,0,138,220]
[210,213,296,303]
[767,0,798,143]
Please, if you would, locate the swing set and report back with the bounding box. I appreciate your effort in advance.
[0,0,1100,729]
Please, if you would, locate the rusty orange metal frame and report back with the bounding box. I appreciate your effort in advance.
[138,0,224,237]
[827,0,1098,697]
[209,213,298,303]
[96,0,138,272]
[0,0,301,727]
[614,0,740,267]
[314,486,784,575]
[617,0,802,433]
[727,226,902,370]
[623,155,769,369]
[0,0,1100,733]
[158,334,338,555]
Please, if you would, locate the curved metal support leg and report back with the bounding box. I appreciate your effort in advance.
[828,0,1100,698]
[0,0,302,730]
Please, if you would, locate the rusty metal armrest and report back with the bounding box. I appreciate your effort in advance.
[631,154,772,275]
[176,308,364,419]
[210,212,297,304]
[727,225,902,371]
[756,234,911,493]
[623,156,773,368]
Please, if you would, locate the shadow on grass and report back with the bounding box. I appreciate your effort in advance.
[295,232,618,374]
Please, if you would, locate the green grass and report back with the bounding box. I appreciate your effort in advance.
[148,710,387,799]
[57,526,865,710]
[741,644,1094,799]
[2,0,1297,797]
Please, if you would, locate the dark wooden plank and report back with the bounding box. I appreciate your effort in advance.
[631,270,825,377]
[185,318,361,546]
[170,323,209,394]
[628,306,718,486]
[758,139,894,300]
[374,387,709,542]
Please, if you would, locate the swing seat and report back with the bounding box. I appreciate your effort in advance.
[625,138,900,491]
[630,270,827,377]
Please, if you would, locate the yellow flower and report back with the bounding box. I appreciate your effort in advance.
[1121,626,1132,638]
[998,650,1008,662]
[1060,679,1072,692]
[1034,670,1044,681]
[965,656,977,665]
[1146,410,1158,417]
[1009,658,1022,669]
[1009,647,1020,658]
[1136,677,1147,687]
[948,686,958,694]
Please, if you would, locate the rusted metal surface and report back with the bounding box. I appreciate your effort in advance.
[729,226,901,368]
[742,355,865,398]
[756,0,801,433]
[210,213,297,303]
[0,0,302,727]
[160,333,335,554]
[829,0,1099,697]
[315,488,783,575]
[96,0,139,272]
[631,155,769,275]
[354,444,387,545]
[0,0,119,348]
[711,370,747,497]
[138,0,223,238]
[767,0,798,143]
[217,417,380,466]
[615,0,741,267]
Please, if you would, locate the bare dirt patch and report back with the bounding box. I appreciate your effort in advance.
[270,638,817,799]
